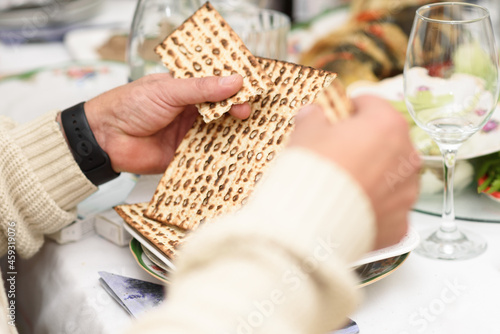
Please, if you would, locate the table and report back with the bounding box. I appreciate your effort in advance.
[354,214,500,334]
[2,2,500,333]
[11,212,500,334]
[15,233,144,334]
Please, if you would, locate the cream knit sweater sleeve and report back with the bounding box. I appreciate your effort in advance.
[127,147,376,334]
[0,111,97,258]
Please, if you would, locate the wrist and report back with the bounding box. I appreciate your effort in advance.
[83,99,107,154]
[60,102,120,186]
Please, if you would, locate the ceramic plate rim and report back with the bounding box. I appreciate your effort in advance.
[356,252,410,288]
[123,222,177,271]
[129,238,170,284]
[352,227,419,267]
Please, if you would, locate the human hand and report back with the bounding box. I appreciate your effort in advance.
[290,95,421,249]
[83,73,251,174]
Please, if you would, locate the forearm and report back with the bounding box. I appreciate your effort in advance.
[0,112,96,258]
[127,148,375,333]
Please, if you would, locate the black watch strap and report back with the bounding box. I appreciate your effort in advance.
[61,102,120,186]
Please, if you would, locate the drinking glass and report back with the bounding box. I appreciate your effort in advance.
[404,2,500,260]
[127,0,290,82]
[127,0,195,81]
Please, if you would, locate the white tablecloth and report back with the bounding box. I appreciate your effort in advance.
[354,213,500,334]
[2,1,500,333]
[11,212,500,334]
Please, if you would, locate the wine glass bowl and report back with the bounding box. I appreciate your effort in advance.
[127,0,290,82]
[404,2,500,260]
[127,0,195,81]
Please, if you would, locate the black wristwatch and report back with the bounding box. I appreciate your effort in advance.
[60,102,120,186]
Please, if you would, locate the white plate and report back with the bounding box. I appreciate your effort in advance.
[129,238,170,284]
[0,61,128,123]
[141,244,173,273]
[348,74,500,162]
[125,215,418,271]
[352,227,420,267]
[123,223,177,271]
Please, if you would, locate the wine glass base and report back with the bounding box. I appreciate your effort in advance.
[415,227,487,260]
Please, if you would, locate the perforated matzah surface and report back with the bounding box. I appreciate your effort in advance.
[144,58,336,230]
[155,2,271,122]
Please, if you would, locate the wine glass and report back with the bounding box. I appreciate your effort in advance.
[127,0,196,81]
[404,2,500,260]
[201,0,290,60]
[127,0,290,82]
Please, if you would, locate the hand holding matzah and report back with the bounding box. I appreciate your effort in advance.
[110,1,417,261]
[84,73,251,175]
[114,2,353,258]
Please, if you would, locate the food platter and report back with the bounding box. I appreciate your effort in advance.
[347,76,500,222]
[348,75,500,162]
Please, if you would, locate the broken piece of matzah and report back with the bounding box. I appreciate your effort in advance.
[314,79,354,124]
[155,2,271,123]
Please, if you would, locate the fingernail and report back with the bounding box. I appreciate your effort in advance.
[219,74,240,86]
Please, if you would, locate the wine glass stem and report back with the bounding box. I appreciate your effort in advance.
[441,148,458,233]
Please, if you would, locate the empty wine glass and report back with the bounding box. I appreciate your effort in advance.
[404,2,500,260]
[127,0,290,82]
[199,0,290,60]
[127,0,195,81]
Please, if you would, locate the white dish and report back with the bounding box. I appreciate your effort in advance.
[123,223,176,271]
[141,244,173,273]
[352,227,420,267]
[129,238,170,284]
[125,216,418,271]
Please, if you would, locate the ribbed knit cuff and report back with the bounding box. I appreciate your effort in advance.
[8,111,97,210]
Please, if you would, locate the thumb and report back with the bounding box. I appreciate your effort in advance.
[159,74,244,107]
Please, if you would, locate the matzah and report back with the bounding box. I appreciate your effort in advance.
[155,2,271,123]
[144,58,336,230]
[115,202,187,260]
[314,79,353,124]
